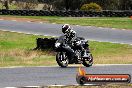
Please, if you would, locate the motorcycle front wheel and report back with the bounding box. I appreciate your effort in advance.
[56,52,69,67]
[82,54,93,67]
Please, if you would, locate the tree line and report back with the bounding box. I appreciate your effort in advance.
[37,0,132,10]
[47,0,132,10]
[1,0,132,10]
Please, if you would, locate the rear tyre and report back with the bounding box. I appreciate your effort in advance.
[82,54,93,67]
[56,52,69,67]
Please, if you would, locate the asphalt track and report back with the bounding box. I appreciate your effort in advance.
[0,20,132,44]
[0,65,132,87]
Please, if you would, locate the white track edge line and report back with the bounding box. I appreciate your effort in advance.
[12,20,16,21]
[4,87,18,88]
[0,64,132,69]
[4,84,101,88]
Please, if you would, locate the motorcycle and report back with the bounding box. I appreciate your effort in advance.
[55,35,93,67]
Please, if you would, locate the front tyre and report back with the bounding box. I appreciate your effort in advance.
[82,54,93,67]
[56,52,69,67]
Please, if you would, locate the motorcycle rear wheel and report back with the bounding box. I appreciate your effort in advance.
[56,52,69,67]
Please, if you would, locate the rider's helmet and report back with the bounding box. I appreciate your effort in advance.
[62,24,70,33]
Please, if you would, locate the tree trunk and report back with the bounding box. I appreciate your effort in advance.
[5,1,9,10]
[65,0,70,10]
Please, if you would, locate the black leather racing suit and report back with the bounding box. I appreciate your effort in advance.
[63,28,77,63]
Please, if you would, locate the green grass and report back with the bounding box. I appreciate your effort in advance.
[0,30,56,67]
[48,84,132,88]
[0,30,132,67]
[90,41,132,64]
[1,15,132,29]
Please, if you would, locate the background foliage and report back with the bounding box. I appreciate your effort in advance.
[0,0,132,10]
[80,3,102,11]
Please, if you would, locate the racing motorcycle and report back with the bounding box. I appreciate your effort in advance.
[55,35,93,67]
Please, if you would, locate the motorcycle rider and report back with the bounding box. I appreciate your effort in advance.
[61,24,77,63]
[62,24,90,60]
[62,24,77,44]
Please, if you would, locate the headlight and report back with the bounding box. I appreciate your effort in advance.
[55,43,61,48]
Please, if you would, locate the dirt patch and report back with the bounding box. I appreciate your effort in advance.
[0,16,49,23]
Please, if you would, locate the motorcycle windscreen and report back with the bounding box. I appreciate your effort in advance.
[56,35,66,44]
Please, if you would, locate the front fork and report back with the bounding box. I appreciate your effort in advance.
[81,49,92,61]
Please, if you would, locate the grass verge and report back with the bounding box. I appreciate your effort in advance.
[0,30,56,67]
[47,84,132,88]
[0,30,132,67]
[0,15,132,29]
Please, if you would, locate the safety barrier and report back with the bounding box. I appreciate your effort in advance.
[0,10,132,17]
